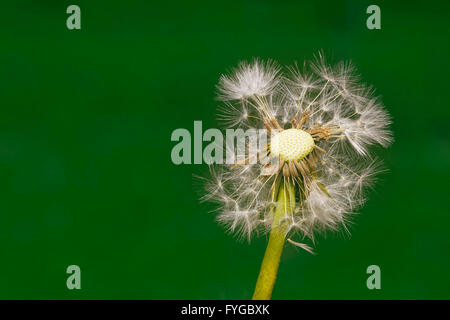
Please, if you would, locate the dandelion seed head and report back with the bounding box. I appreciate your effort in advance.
[203,54,393,249]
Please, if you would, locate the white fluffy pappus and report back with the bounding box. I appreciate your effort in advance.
[217,59,281,101]
[202,54,393,249]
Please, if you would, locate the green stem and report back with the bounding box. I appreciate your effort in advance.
[252,179,295,300]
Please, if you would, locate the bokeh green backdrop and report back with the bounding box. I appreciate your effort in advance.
[0,0,449,299]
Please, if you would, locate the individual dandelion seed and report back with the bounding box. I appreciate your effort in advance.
[202,54,393,300]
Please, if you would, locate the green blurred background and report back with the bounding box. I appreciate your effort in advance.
[0,0,449,299]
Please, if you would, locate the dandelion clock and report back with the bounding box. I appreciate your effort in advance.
[201,54,393,299]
